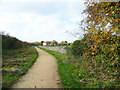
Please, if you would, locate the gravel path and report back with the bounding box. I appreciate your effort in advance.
[13,47,62,88]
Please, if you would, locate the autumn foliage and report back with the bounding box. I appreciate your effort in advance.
[70,2,120,87]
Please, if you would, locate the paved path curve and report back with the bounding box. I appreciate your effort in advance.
[13,47,62,88]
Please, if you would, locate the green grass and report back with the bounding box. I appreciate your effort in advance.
[57,45,71,48]
[2,47,38,88]
[42,45,71,48]
[38,46,120,88]
[38,46,84,88]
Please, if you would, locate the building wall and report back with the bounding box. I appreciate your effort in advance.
[43,43,46,46]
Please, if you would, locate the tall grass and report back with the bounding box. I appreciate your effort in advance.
[2,47,38,88]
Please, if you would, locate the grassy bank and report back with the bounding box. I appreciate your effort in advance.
[38,47,84,88]
[2,47,38,88]
[38,46,119,88]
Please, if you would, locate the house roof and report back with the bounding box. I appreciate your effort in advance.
[43,41,51,43]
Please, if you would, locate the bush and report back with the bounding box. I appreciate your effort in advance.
[1,33,27,50]
[71,40,87,57]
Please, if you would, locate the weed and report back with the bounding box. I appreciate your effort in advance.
[2,47,38,88]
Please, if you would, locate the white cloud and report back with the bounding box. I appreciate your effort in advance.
[1,0,85,3]
[0,2,85,43]
[70,17,84,23]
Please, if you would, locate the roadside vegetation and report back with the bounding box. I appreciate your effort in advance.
[39,2,120,88]
[39,34,119,88]
[1,1,119,89]
[38,47,84,88]
[1,32,38,88]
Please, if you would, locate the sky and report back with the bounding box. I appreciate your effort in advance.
[0,0,86,43]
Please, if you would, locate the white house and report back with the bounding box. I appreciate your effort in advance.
[43,41,51,46]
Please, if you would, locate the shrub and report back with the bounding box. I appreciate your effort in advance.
[71,40,87,57]
[1,33,27,50]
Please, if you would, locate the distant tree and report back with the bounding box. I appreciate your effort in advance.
[40,41,44,46]
[51,40,58,46]
[64,41,68,44]
[60,41,68,45]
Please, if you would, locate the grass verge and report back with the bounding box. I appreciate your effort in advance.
[2,47,38,88]
[38,46,120,88]
[38,46,84,88]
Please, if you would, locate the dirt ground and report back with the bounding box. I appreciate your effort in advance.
[13,47,62,88]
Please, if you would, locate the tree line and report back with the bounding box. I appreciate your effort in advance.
[1,32,31,50]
